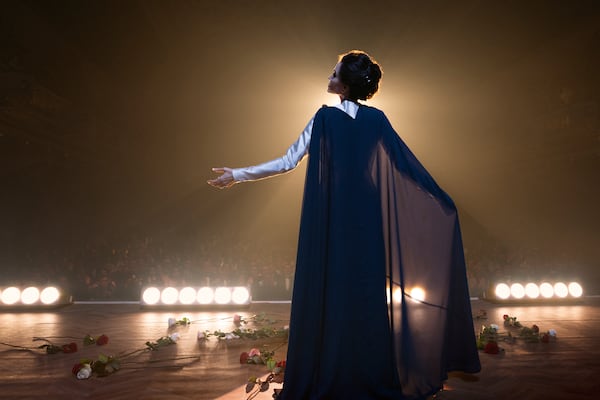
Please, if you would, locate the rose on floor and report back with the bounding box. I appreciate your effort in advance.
[484,341,500,354]
[84,334,109,346]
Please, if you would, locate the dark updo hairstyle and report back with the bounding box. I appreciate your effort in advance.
[338,50,382,101]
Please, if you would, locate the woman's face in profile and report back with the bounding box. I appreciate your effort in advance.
[327,62,346,97]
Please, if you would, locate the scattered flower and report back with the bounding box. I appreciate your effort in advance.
[503,315,522,327]
[484,341,500,354]
[249,348,261,357]
[62,342,78,353]
[168,317,191,328]
[84,334,109,346]
[75,363,92,380]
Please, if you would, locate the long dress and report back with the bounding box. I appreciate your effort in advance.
[277,104,481,400]
[233,100,480,400]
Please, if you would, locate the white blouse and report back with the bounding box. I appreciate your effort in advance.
[232,100,359,182]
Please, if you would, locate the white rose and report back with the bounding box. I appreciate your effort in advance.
[490,324,499,331]
[548,329,557,337]
[168,317,176,327]
[77,364,92,380]
[169,333,180,343]
[225,333,239,340]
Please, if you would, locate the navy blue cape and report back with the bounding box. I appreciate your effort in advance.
[280,105,480,400]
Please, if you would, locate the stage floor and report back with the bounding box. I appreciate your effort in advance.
[0,299,598,399]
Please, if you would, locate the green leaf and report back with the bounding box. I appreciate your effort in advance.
[245,382,256,393]
[260,381,270,392]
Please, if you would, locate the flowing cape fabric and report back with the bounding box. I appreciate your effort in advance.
[280,105,480,400]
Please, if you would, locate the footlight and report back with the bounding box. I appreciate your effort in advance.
[0,285,71,309]
[140,286,251,308]
[489,281,584,303]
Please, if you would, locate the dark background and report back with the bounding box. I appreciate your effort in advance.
[1,0,599,294]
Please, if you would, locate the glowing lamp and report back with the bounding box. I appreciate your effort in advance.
[197,287,215,304]
[140,286,251,308]
[214,287,232,304]
[0,286,69,308]
[495,283,511,300]
[179,287,197,305]
[161,287,179,305]
[539,282,554,298]
[21,287,40,304]
[409,287,426,303]
[524,283,540,299]
[510,283,526,299]
[40,287,61,304]
[568,282,583,298]
[231,287,251,304]
[1,287,21,305]
[553,282,568,298]
[142,287,161,305]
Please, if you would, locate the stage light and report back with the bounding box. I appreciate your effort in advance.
[495,283,511,300]
[1,287,20,305]
[524,283,540,299]
[386,285,403,304]
[0,286,70,308]
[214,287,232,304]
[409,287,426,303]
[490,280,584,302]
[554,282,568,298]
[231,287,250,305]
[21,287,40,304]
[539,282,554,298]
[179,287,197,305]
[142,287,161,305]
[197,287,214,304]
[510,283,525,299]
[140,286,251,307]
[161,287,179,305]
[40,287,61,304]
[568,282,583,298]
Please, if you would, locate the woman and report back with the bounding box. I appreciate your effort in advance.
[209,51,480,400]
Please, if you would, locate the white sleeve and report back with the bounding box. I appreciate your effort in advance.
[231,116,314,182]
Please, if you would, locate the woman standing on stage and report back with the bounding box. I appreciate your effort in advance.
[209,50,480,399]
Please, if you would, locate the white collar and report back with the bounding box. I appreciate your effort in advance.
[333,99,359,119]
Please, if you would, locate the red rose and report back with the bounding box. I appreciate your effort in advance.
[72,363,83,375]
[484,341,500,354]
[96,334,109,346]
[240,352,249,364]
[276,360,286,369]
[62,342,78,353]
[503,314,509,320]
[532,324,539,333]
[541,333,550,343]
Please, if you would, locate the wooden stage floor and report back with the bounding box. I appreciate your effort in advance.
[0,298,598,399]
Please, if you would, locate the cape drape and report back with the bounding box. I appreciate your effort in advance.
[280,105,480,400]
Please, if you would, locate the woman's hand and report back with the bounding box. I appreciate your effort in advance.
[207,167,236,189]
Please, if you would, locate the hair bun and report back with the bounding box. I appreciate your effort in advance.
[338,51,382,101]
